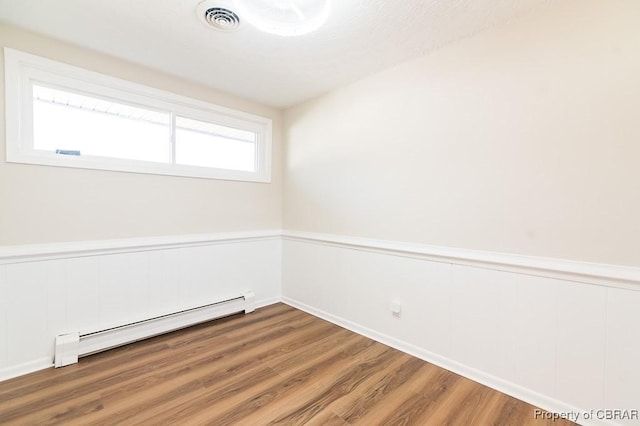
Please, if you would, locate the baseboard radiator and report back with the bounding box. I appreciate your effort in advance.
[54,290,255,368]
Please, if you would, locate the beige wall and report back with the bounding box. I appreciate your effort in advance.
[0,25,282,245]
[284,0,640,267]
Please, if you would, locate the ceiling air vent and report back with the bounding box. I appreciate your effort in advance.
[197,0,240,32]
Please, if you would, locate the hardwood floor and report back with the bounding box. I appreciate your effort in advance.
[0,303,574,425]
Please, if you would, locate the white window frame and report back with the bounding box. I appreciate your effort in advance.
[4,48,272,183]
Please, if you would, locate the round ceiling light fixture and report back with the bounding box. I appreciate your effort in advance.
[233,0,331,37]
[197,0,241,32]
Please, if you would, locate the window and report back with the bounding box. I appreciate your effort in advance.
[4,48,272,182]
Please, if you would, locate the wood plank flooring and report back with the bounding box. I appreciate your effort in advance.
[0,303,574,425]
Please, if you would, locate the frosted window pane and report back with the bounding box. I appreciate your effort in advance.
[175,116,256,172]
[33,85,171,163]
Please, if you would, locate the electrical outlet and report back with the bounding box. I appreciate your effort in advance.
[390,300,401,317]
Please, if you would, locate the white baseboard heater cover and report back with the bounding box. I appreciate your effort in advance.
[54,290,255,368]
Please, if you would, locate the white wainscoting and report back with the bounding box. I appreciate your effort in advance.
[282,231,640,426]
[0,230,282,381]
[2,229,639,425]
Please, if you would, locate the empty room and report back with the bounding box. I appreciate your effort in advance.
[0,0,638,424]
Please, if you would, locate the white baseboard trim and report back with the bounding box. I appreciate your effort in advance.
[255,296,283,309]
[282,296,618,426]
[0,357,53,382]
[283,231,640,291]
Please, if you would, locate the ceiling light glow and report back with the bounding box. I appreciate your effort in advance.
[234,0,331,37]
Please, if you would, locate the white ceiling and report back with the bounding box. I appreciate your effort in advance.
[0,0,550,108]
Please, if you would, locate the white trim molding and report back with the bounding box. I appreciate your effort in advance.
[283,230,640,290]
[2,230,637,288]
[0,358,54,384]
[0,230,282,265]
